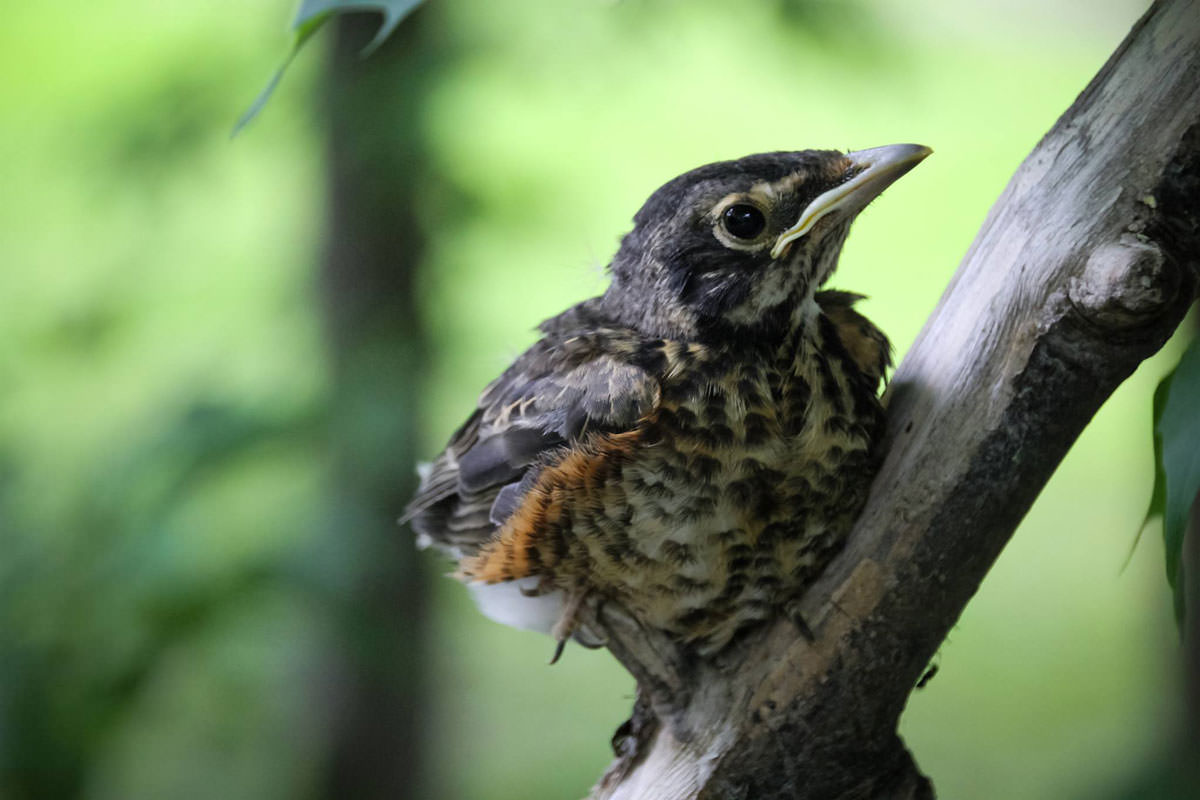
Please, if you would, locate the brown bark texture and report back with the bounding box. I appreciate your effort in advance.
[585,0,1200,796]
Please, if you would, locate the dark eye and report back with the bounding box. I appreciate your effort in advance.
[720,204,767,240]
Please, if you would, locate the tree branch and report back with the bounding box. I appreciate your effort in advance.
[585,0,1200,796]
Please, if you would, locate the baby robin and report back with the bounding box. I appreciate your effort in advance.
[405,145,929,660]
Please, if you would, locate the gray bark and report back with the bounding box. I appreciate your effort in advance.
[585,0,1200,796]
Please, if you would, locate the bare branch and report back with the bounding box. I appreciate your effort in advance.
[587,0,1200,796]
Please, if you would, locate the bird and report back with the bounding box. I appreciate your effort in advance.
[404,144,930,661]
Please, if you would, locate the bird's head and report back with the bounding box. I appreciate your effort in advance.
[602,144,930,340]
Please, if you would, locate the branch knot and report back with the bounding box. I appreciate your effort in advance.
[1067,236,1175,328]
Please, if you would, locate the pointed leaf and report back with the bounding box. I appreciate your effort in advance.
[1154,335,1200,624]
[294,0,424,55]
[1145,371,1173,524]
[234,0,426,135]
[1132,368,1174,570]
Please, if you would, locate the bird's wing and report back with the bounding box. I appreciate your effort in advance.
[404,324,660,559]
[814,290,893,390]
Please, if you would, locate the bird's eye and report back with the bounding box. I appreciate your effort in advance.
[720,204,767,240]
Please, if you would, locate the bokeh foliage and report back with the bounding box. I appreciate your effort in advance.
[0,1,1187,799]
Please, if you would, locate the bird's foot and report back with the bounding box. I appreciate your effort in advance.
[519,575,556,598]
[783,599,816,642]
[549,587,589,665]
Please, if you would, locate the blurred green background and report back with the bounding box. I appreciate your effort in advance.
[1,0,1190,798]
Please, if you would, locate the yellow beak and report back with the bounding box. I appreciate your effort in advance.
[770,143,932,259]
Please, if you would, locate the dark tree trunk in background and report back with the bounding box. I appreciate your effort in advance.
[319,9,436,799]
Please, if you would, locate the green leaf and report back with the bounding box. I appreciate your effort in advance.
[1129,369,1172,570]
[234,0,427,136]
[1149,334,1200,625]
[1137,370,1172,540]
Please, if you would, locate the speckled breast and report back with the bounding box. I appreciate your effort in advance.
[578,323,885,653]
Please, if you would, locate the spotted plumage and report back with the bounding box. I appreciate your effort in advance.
[405,145,928,656]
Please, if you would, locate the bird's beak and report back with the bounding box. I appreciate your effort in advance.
[770,143,931,259]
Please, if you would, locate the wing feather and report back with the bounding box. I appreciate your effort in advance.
[405,307,659,559]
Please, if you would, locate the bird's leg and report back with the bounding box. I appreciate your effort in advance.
[520,574,556,598]
[783,598,816,642]
[548,586,588,665]
[577,595,609,648]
